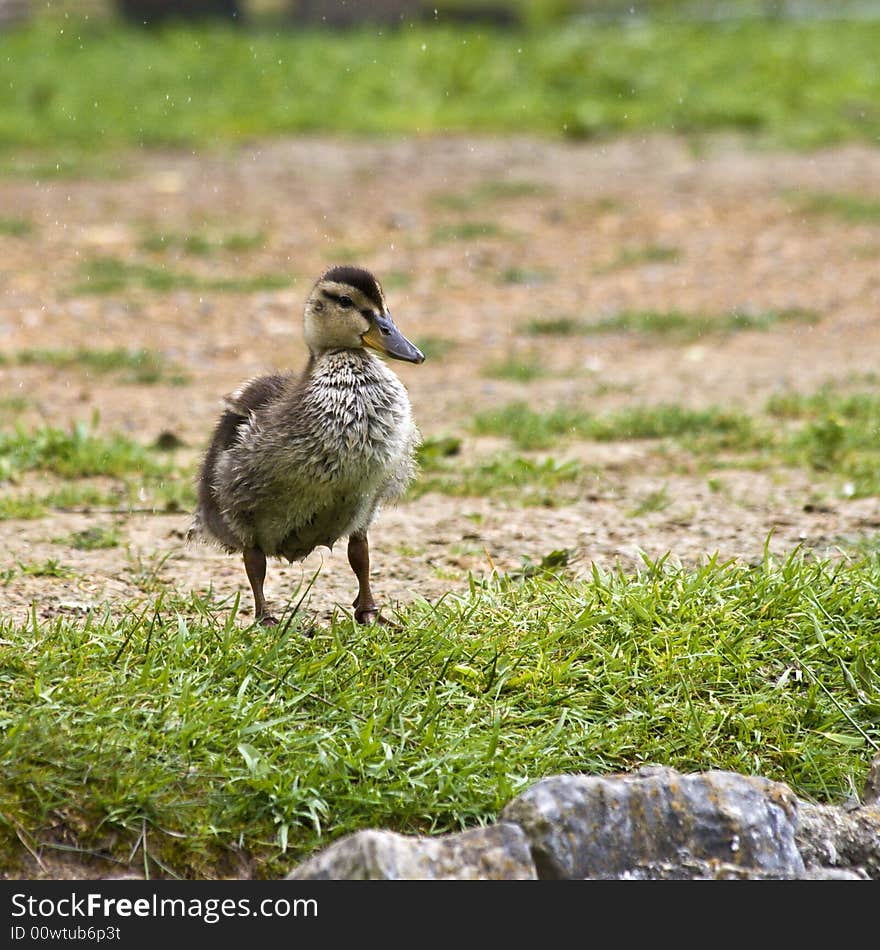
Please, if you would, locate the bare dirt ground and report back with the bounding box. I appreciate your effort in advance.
[1,133,879,629]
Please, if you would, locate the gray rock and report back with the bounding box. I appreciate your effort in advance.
[499,766,805,879]
[862,754,880,805]
[283,765,877,880]
[795,800,880,880]
[285,821,536,881]
[800,866,870,880]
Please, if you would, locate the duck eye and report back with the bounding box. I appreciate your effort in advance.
[338,295,354,309]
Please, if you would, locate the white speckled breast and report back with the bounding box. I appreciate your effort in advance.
[299,350,413,480]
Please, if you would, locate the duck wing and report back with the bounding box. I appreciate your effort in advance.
[191,373,292,550]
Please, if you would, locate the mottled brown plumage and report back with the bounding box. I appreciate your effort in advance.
[189,266,424,625]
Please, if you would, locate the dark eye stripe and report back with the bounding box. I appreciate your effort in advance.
[321,290,358,309]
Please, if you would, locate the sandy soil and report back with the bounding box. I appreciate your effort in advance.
[2,133,880,629]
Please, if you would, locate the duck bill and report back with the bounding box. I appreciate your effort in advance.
[362,313,425,364]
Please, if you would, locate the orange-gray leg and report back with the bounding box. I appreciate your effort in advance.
[244,546,277,625]
[348,534,380,625]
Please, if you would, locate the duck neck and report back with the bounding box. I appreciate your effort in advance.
[307,345,370,367]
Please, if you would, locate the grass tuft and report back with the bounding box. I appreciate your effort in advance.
[796,191,880,224]
[0,216,32,236]
[0,423,171,480]
[766,388,880,496]
[413,337,457,360]
[471,401,763,452]
[590,308,819,342]
[627,485,672,517]
[500,266,553,286]
[16,557,73,578]
[522,315,586,337]
[430,221,507,242]
[483,354,549,382]
[600,244,681,270]
[66,525,121,550]
[413,452,583,506]
[15,347,188,385]
[522,308,819,341]
[472,403,592,450]
[73,257,293,296]
[432,179,549,210]
[140,229,267,255]
[467,388,880,499]
[0,424,194,514]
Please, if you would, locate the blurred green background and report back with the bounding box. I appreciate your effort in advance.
[2,0,880,167]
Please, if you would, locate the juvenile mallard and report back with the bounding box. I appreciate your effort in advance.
[189,265,424,625]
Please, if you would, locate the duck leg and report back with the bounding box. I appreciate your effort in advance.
[348,533,380,625]
[243,546,277,625]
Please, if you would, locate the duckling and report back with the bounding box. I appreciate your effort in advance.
[189,265,425,625]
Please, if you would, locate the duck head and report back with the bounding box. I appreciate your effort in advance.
[304,265,425,364]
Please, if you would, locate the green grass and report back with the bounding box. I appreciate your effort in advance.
[16,557,73,578]
[0,423,194,516]
[417,435,463,466]
[15,347,188,385]
[500,266,554,286]
[0,478,192,521]
[430,221,507,242]
[0,484,137,521]
[766,388,880,497]
[600,244,681,270]
[432,179,549,211]
[378,270,413,290]
[722,308,821,334]
[767,387,880,427]
[591,310,700,338]
[524,307,820,343]
[586,405,762,451]
[413,337,457,360]
[472,403,594,450]
[0,496,50,520]
[627,485,672,517]
[0,423,173,480]
[522,315,586,337]
[0,215,32,236]
[469,388,880,498]
[483,354,549,382]
[796,191,880,224]
[0,547,877,878]
[64,526,121,550]
[0,149,132,180]
[5,16,880,159]
[413,452,584,506]
[140,229,267,256]
[0,397,29,416]
[73,257,293,295]
[472,401,763,452]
